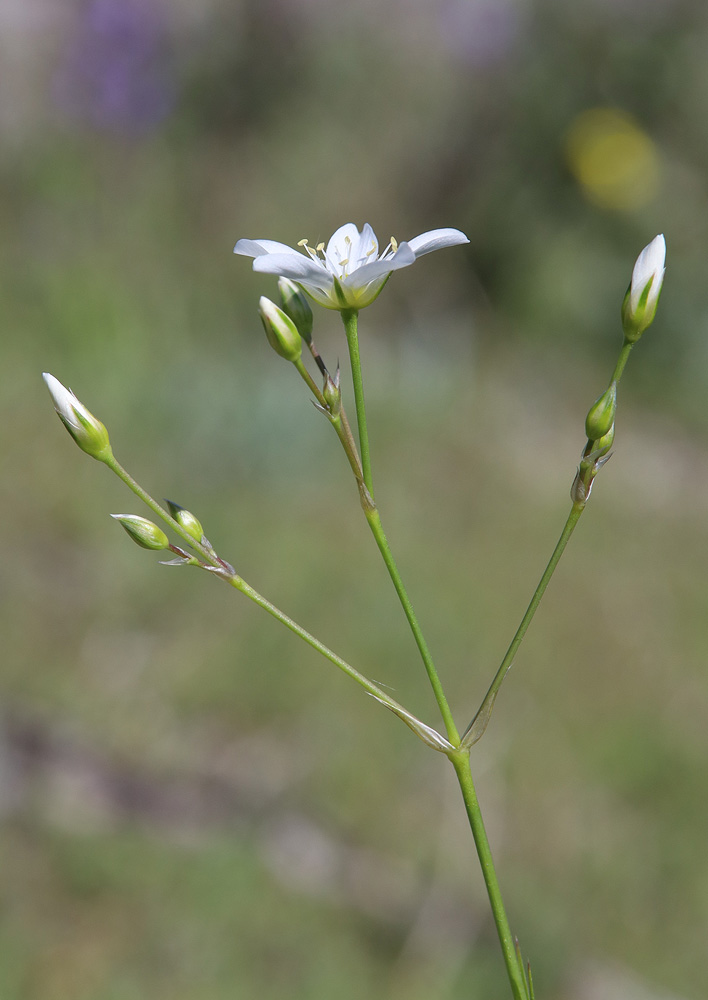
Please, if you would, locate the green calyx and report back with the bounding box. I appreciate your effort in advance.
[278,278,313,343]
[585,383,617,441]
[111,514,170,550]
[166,500,205,544]
[259,297,302,362]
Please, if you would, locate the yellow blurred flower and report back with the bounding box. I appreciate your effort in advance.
[564,108,660,210]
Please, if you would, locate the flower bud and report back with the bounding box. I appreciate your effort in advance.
[621,234,666,342]
[259,296,302,362]
[322,368,342,417]
[278,278,313,343]
[43,373,112,462]
[166,500,204,543]
[111,514,170,550]
[592,422,615,458]
[585,383,617,441]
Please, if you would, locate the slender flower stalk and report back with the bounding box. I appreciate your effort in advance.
[341,309,374,498]
[95,450,450,752]
[462,502,585,747]
[339,308,460,743]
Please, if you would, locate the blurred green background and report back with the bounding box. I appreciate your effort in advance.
[2,0,708,997]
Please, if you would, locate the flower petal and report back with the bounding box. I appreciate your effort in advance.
[407,228,469,257]
[252,252,331,283]
[325,223,362,264]
[252,256,335,306]
[343,243,416,287]
[350,222,379,268]
[630,234,666,312]
[234,238,302,258]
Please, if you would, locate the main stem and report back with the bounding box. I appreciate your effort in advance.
[366,508,459,744]
[341,308,459,745]
[450,751,527,1000]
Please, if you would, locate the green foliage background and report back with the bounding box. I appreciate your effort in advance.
[2,1,708,997]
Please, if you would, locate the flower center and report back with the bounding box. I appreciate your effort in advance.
[297,234,398,280]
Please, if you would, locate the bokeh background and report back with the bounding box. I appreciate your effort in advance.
[2,1,708,998]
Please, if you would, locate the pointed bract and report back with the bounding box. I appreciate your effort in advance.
[235,223,469,311]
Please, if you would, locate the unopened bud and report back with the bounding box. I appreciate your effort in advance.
[621,234,666,342]
[166,500,204,543]
[322,368,342,417]
[43,373,112,462]
[278,278,313,343]
[111,514,170,550]
[259,296,302,362]
[592,422,615,458]
[585,383,616,441]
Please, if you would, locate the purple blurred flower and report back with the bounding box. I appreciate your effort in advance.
[439,0,522,68]
[53,0,175,132]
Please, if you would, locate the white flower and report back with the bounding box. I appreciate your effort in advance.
[622,234,666,341]
[629,234,666,314]
[234,222,469,310]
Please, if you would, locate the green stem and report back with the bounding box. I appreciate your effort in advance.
[293,358,364,483]
[463,502,584,743]
[342,309,373,498]
[106,454,224,568]
[366,508,460,745]
[450,751,528,1000]
[340,309,458,742]
[105,454,431,730]
[611,339,634,384]
[230,576,407,708]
